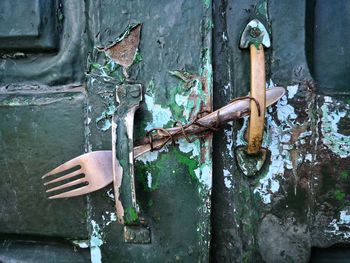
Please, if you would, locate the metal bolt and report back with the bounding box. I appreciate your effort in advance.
[249,27,262,38]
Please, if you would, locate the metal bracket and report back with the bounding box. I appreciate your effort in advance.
[124,225,151,244]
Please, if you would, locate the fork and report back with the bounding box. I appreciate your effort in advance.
[42,151,122,199]
[42,87,285,199]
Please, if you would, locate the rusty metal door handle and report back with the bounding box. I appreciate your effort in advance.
[235,19,272,177]
[240,19,271,154]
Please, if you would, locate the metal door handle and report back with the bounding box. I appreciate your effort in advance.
[236,19,272,177]
[240,19,271,154]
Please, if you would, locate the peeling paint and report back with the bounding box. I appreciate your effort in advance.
[72,240,89,248]
[144,94,172,130]
[146,171,153,189]
[224,122,234,158]
[326,209,350,239]
[106,189,115,201]
[175,93,194,120]
[194,162,212,188]
[178,138,200,158]
[223,169,233,189]
[287,84,298,99]
[90,220,103,263]
[105,211,117,226]
[320,96,350,158]
[95,105,116,131]
[136,150,160,164]
[237,83,299,204]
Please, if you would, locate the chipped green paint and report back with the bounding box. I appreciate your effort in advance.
[133,50,143,64]
[174,148,199,180]
[255,0,269,21]
[124,207,139,224]
[334,189,346,201]
[87,50,125,83]
[340,170,349,180]
[206,20,214,30]
[144,94,172,130]
[203,0,210,9]
[104,23,141,48]
[95,105,116,131]
[135,160,162,191]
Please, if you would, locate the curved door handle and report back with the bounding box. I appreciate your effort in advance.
[240,19,271,154]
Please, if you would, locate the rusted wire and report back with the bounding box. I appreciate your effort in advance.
[146,96,261,151]
[231,96,261,116]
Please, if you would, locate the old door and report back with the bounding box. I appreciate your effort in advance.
[211,0,350,262]
[0,0,212,262]
[1,0,350,263]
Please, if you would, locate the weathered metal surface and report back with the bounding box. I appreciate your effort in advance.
[211,0,350,262]
[100,24,142,72]
[86,0,213,261]
[114,84,142,224]
[1,0,349,262]
[123,225,151,244]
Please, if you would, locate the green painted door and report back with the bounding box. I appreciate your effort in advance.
[1,1,350,263]
[0,0,212,262]
[210,0,350,262]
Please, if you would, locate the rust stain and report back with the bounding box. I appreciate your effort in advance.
[102,24,141,69]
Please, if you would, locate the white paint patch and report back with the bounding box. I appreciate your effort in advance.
[321,96,350,158]
[175,94,192,120]
[287,84,298,99]
[222,32,228,41]
[147,172,153,189]
[144,94,172,130]
[236,117,249,146]
[106,189,114,201]
[305,153,313,162]
[72,240,89,248]
[326,210,350,239]
[340,210,350,224]
[276,95,297,122]
[90,220,103,263]
[250,84,299,204]
[136,150,159,164]
[223,169,233,189]
[223,83,231,96]
[224,123,234,158]
[178,138,200,157]
[194,163,212,188]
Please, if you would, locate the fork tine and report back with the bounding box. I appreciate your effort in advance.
[42,157,81,179]
[46,178,87,193]
[43,169,83,186]
[48,185,91,199]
